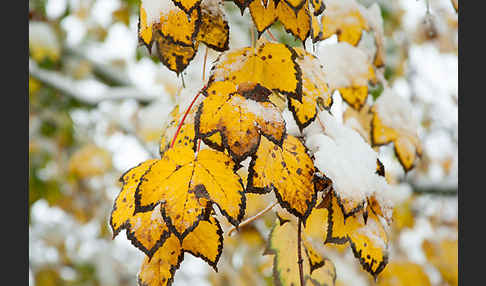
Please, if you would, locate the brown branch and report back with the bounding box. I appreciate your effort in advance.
[298,218,305,286]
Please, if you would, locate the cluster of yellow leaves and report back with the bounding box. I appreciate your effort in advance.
[248,0,326,43]
[266,216,336,286]
[139,0,229,74]
[110,155,227,286]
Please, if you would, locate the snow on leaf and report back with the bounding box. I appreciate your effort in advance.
[370,89,422,172]
[209,40,303,101]
[321,0,370,46]
[196,81,286,162]
[288,48,332,131]
[138,234,183,286]
[182,216,223,271]
[325,192,389,278]
[135,145,245,240]
[305,111,389,218]
[110,159,159,238]
[310,13,323,43]
[319,43,377,110]
[343,103,373,144]
[247,135,317,223]
[265,217,336,286]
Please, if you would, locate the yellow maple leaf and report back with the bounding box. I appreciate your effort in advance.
[110,159,159,236]
[370,101,422,172]
[196,0,230,52]
[135,144,245,240]
[247,135,317,222]
[276,1,311,42]
[321,1,370,46]
[325,192,389,278]
[265,216,336,286]
[172,0,202,14]
[153,30,199,75]
[288,48,332,130]
[196,81,286,162]
[209,40,303,101]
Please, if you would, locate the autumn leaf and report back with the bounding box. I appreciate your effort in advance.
[182,216,224,270]
[196,81,286,162]
[265,216,336,286]
[422,239,458,286]
[135,144,245,240]
[154,30,199,75]
[247,135,317,223]
[209,40,303,101]
[310,0,325,16]
[288,48,332,130]
[196,0,230,52]
[248,0,278,38]
[110,159,159,238]
[172,0,202,14]
[276,1,311,42]
[370,92,422,172]
[321,0,370,46]
[343,104,373,144]
[325,192,389,278]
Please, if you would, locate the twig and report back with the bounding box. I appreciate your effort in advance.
[266,29,278,42]
[170,86,205,148]
[202,46,208,82]
[227,201,278,236]
[297,218,305,286]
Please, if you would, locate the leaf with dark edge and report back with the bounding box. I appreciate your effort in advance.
[247,135,317,224]
[138,234,183,286]
[110,159,159,238]
[209,40,303,101]
[196,81,286,163]
[135,145,245,240]
[182,216,224,271]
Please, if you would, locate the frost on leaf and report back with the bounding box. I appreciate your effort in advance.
[196,81,286,162]
[209,39,303,101]
[247,135,317,223]
[325,192,389,278]
[265,217,336,286]
[319,42,377,110]
[110,159,159,238]
[371,89,422,172]
[288,48,332,131]
[135,144,245,240]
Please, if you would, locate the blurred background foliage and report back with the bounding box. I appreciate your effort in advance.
[29,0,457,285]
